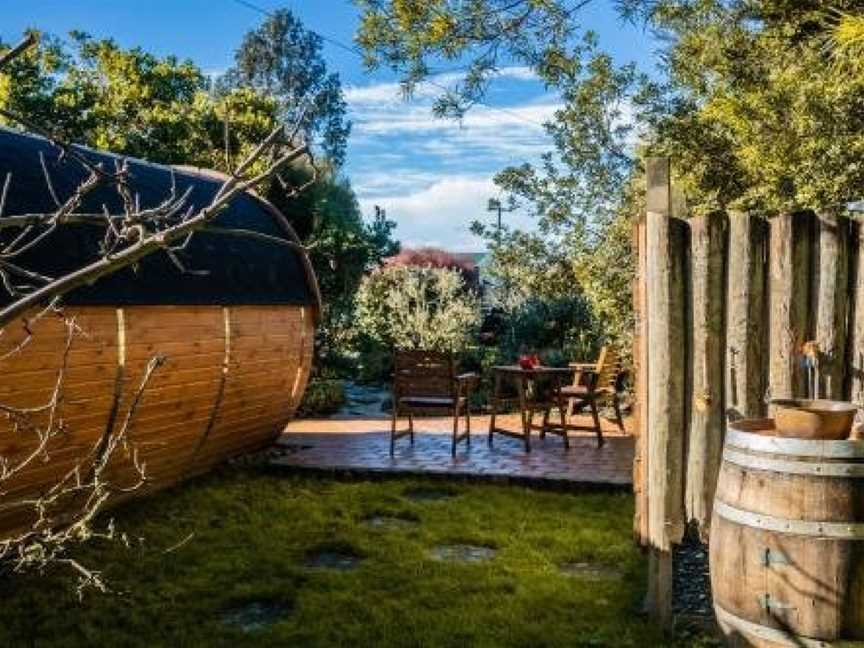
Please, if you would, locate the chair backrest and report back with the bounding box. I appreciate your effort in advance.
[593,346,623,393]
[393,350,456,398]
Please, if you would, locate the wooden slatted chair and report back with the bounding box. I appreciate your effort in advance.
[560,346,625,447]
[391,350,478,456]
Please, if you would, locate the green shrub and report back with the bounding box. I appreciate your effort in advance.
[297,379,346,417]
[355,265,480,352]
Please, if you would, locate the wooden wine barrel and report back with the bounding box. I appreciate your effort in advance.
[710,418,864,647]
[0,129,319,537]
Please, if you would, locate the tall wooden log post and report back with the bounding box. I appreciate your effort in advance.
[813,210,851,399]
[726,212,769,419]
[633,216,650,545]
[851,222,864,405]
[768,212,814,403]
[644,157,687,627]
[685,212,727,538]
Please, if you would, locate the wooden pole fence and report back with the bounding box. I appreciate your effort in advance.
[634,157,862,628]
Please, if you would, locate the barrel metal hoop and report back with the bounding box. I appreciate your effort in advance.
[714,605,832,648]
[726,428,864,459]
[714,500,864,539]
[723,447,864,477]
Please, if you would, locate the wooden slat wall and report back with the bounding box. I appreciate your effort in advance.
[636,158,863,627]
[0,304,314,536]
[637,175,861,548]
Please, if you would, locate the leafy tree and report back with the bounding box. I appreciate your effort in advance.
[356,265,480,352]
[0,31,279,170]
[635,1,864,213]
[355,0,579,118]
[221,9,351,167]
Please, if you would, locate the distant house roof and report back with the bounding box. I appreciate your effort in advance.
[0,128,319,308]
[449,252,488,268]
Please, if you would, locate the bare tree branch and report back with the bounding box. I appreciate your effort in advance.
[0,33,38,71]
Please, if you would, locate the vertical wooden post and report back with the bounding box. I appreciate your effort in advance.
[850,222,864,405]
[633,216,650,545]
[726,212,769,419]
[685,211,727,537]
[813,210,851,399]
[768,212,814,402]
[644,157,687,626]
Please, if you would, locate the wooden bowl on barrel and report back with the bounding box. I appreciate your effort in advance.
[769,399,858,440]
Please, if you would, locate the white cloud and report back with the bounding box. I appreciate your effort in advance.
[351,99,558,136]
[344,66,539,105]
[358,176,535,252]
[344,66,553,251]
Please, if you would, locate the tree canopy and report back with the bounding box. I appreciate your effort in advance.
[0,31,278,169]
[221,9,352,168]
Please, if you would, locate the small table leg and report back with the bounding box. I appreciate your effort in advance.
[555,376,569,450]
[488,372,501,446]
[516,375,531,452]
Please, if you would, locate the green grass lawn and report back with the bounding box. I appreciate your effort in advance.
[0,467,715,647]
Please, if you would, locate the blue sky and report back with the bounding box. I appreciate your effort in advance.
[2,1,659,251]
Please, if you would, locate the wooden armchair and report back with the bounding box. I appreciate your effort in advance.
[391,350,478,456]
[560,346,626,447]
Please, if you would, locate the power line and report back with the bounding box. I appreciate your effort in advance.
[227,0,550,129]
[230,0,364,59]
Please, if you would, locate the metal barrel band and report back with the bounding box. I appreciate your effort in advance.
[726,428,864,459]
[714,500,864,539]
[723,447,864,477]
[714,604,832,648]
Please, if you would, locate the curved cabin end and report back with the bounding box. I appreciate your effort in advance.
[0,129,318,535]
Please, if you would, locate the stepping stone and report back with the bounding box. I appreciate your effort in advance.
[403,487,458,502]
[431,544,497,563]
[363,514,419,531]
[304,549,363,571]
[221,600,291,633]
[559,562,621,580]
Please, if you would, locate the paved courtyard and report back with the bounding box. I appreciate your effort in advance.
[272,412,634,488]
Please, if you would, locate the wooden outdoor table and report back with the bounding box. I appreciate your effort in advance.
[487,365,574,452]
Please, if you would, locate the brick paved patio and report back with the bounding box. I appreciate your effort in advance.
[271,413,634,488]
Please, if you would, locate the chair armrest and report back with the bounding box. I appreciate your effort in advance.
[569,362,596,371]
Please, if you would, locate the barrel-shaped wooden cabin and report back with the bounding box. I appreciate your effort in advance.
[0,129,318,535]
